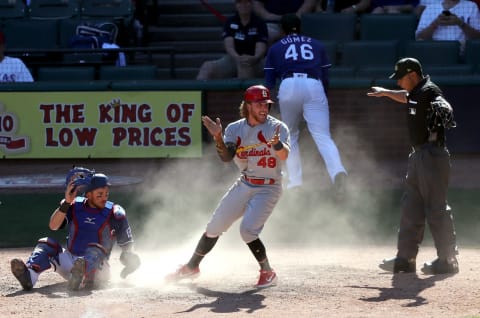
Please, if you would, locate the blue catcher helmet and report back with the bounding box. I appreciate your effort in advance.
[86,173,111,192]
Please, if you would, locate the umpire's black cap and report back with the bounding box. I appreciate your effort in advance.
[281,13,301,34]
[390,57,423,79]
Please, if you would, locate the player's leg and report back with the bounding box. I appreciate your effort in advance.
[278,79,305,189]
[420,146,458,274]
[11,237,62,290]
[166,180,249,282]
[240,185,281,287]
[303,80,346,184]
[380,154,423,273]
[82,244,110,289]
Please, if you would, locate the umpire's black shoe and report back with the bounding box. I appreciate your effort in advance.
[10,258,33,291]
[421,257,459,275]
[379,256,416,273]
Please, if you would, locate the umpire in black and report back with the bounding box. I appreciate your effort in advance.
[367,57,459,275]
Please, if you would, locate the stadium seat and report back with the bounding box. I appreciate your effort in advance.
[58,18,81,48]
[423,65,474,77]
[403,40,461,66]
[80,0,133,19]
[322,41,338,65]
[0,0,25,20]
[301,13,357,42]
[37,66,96,81]
[359,14,418,42]
[329,66,355,79]
[3,19,58,49]
[28,0,79,19]
[465,40,480,73]
[99,65,157,80]
[355,66,394,79]
[340,41,398,77]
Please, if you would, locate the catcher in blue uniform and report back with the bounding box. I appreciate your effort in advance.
[10,167,141,291]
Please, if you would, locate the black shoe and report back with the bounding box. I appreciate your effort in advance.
[10,259,33,291]
[421,257,459,275]
[379,256,416,273]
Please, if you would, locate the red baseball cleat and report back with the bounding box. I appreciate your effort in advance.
[255,269,277,288]
[165,264,200,282]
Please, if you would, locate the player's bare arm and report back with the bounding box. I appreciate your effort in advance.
[367,86,408,104]
[49,180,76,230]
[202,116,236,162]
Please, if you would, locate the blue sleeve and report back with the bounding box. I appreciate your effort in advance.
[111,204,134,246]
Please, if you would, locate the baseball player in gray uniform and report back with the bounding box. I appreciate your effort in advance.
[166,85,290,288]
[264,13,347,197]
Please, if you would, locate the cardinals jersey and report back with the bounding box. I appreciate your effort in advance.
[224,115,289,180]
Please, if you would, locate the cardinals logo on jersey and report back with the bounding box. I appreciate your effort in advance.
[235,131,272,159]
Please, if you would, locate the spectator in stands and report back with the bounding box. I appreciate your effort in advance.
[196,0,268,80]
[370,0,419,14]
[473,0,480,11]
[253,0,316,45]
[315,0,372,14]
[415,0,436,17]
[0,32,33,83]
[416,0,480,54]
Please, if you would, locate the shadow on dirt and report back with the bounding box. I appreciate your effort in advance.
[5,281,94,298]
[176,284,267,314]
[349,273,455,307]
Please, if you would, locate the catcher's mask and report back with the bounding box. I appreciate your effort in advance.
[65,167,94,193]
[65,167,111,193]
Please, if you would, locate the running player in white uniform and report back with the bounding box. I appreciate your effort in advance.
[166,85,290,288]
[264,13,347,197]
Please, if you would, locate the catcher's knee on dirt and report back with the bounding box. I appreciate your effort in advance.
[27,237,62,273]
[83,243,109,284]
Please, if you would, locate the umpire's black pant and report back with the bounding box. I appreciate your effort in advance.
[397,143,458,260]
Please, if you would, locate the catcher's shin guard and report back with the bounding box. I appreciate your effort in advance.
[82,243,109,287]
[27,237,62,273]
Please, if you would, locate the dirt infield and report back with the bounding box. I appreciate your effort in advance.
[1,245,480,318]
[1,149,479,317]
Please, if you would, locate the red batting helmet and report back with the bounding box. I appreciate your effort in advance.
[244,85,274,103]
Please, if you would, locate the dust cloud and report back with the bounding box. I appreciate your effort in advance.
[121,124,405,286]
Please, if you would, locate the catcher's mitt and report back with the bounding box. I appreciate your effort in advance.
[120,251,141,279]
